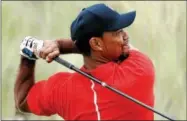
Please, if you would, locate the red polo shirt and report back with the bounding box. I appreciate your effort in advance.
[27,49,155,120]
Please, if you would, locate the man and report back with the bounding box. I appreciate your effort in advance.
[14,3,155,120]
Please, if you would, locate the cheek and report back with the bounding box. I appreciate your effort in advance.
[112,38,124,50]
[104,39,123,57]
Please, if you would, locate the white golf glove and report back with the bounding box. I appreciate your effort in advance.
[20,36,44,60]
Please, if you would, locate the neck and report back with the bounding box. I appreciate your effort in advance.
[83,55,110,71]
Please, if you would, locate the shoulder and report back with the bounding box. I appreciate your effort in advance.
[29,72,72,94]
[123,49,154,68]
[119,49,155,79]
[48,72,72,81]
[45,72,72,88]
[27,72,73,115]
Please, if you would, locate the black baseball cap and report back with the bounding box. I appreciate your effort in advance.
[71,3,136,41]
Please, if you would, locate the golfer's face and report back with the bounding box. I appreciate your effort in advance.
[101,29,129,60]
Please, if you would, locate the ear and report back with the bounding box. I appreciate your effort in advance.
[89,37,103,52]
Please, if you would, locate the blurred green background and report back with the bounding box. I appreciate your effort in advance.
[2,1,186,120]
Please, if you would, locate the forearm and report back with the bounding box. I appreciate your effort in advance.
[14,56,36,112]
[55,39,80,54]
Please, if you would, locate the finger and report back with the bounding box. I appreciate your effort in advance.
[40,47,53,59]
[47,50,60,60]
[46,50,60,62]
[46,57,54,63]
[38,48,45,59]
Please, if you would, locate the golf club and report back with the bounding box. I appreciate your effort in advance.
[54,56,175,121]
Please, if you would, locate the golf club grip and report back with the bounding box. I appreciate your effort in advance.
[54,56,74,69]
[54,56,175,121]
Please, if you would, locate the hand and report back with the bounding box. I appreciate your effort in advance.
[39,40,60,63]
[20,36,44,60]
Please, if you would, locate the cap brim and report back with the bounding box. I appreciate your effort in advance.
[107,11,136,31]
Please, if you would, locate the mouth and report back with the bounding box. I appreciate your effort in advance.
[123,45,129,52]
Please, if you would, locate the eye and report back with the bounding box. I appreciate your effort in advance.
[116,29,123,36]
[112,29,124,36]
[119,29,124,33]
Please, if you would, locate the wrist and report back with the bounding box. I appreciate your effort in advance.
[55,39,62,52]
[20,56,36,66]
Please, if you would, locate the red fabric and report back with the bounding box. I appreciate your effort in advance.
[27,72,71,116]
[27,50,155,120]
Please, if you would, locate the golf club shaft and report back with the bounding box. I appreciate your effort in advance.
[54,56,175,121]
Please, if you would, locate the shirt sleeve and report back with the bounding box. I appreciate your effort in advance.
[26,72,71,116]
[115,49,155,102]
